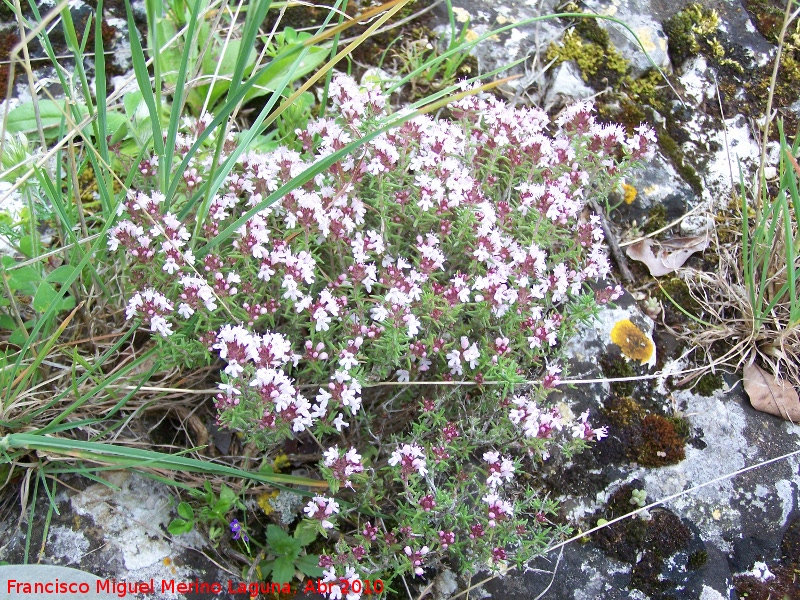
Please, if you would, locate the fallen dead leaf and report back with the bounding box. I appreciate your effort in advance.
[743,363,800,422]
[626,235,709,277]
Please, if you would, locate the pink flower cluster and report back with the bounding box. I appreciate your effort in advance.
[304,495,340,530]
[111,74,656,583]
[323,446,364,490]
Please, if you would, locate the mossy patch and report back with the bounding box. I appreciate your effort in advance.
[600,354,636,396]
[546,2,630,90]
[600,395,688,468]
[694,371,723,396]
[603,395,645,428]
[636,414,686,467]
[687,549,708,570]
[592,485,693,596]
[643,203,668,235]
[657,277,701,326]
[735,516,800,598]
[663,4,721,66]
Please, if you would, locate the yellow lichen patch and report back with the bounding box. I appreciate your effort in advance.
[452,6,470,23]
[622,183,637,205]
[257,490,279,515]
[610,319,655,365]
[272,453,291,472]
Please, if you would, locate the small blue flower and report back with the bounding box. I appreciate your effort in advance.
[229,519,249,542]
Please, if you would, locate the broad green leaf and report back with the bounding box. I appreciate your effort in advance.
[8,266,41,294]
[243,45,327,104]
[167,518,194,535]
[194,34,256,110]
[271,555,296,584]
[58,295,76,311]
[104,112,129,140]
[33,281,58,312]
[123,91,145,120]
[295,554,324,578]
[45,266,76,284]
[18,235,38,258]
[0,314,15,329]
[258,559,274,576]
[267,524,301,557]
[218,483,236,508]
[6,100,89,139]
[177,501,194,520]
[9,326,29,346]
[293,520,318,547]
[156,17,185,85]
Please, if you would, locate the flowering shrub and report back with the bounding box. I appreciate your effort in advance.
[111,75,654,594]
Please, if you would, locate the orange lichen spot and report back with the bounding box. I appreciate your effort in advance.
[610,319,654,365]
[257,490,280,515]
[622,183,638,204]
[163,557,172,566]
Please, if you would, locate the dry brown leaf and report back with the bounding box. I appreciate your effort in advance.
[626,235,709,277]
[743,363,800,422]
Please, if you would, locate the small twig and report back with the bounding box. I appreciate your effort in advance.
[589,199,634,282]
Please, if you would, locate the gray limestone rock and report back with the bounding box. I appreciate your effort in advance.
[583,0,672,76]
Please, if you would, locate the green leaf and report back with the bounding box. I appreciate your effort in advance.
[8,266,41,294]
[194,34,256,110]
[45,265,76,284]
[0,314,16,330]
[156,17,185,85]
[271,555,296,584]
[215,483,236,513]
[267,524,301,558]
[33,281,58,312]
[58,295,76,311]
[295,554,324,578]
[167,518,194,535]
[104,112,129,140]
[19,235,38,258]
[243,46,327,104]
[123,91,144,120]
[9,326,29,346]
[177,501,194,520]
[293,520,318,547]
[258,559,274,577]
[6,100,88,139]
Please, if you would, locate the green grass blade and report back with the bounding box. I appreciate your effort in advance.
[0,433,329,489]
[227,0,273,101]
[124,0,165,160]
[163,0,203,193]
[94,0,109,165]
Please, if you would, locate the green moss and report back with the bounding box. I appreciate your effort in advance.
[600,354,636,396]
[546,7,628,87]
[657,127,704,195]
[603,395,645,428]
[657,277,701,321]
[663,3,721,66]
[621,69,668,113]
[688,549,708,570]
[694,372,723,396]
[594,487,693,597]
[667,415,691,439]
[643,204,668,235]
